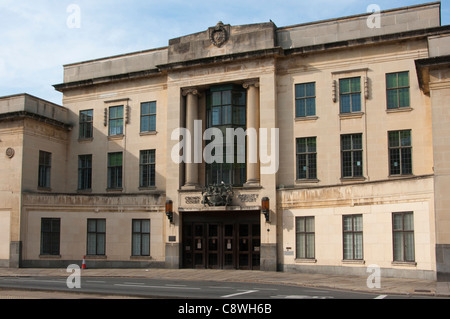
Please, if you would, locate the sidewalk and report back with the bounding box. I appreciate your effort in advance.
[0,267,449,298]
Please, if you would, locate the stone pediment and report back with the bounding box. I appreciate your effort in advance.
[167,21,277,64]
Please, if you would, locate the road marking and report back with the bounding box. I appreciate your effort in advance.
[252,287,278,291]
[375,295,388,299]
[222,290,258,298]
[123,282,145,285]
[114,284,200,290]
[165,284,187,287]
[86,280,106,283]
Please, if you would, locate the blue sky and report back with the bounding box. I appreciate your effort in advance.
[0,0,448,105]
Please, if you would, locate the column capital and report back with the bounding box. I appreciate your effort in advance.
[243,80,260,89]
[182,88,202,97]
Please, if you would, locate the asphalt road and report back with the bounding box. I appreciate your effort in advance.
[0,276,434,300]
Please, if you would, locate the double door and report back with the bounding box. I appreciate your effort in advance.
[183,222,260,270]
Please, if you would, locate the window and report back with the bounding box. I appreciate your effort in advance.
[40,218,60,256]
[340,77,361,113]
[206,85,247,186]
[393,212,415,262]
[389,130,412,176]
[109,105,124,136]
[341,134,363,178]
[140,150,156,188]
[38,151,52,188]
[295,82,316,117]
[132,219,150,256]
[295,217,315,259]
[107,152,123,189]
[343,215,363,260]
[387,72,410,109]
[296,137,317,180]
[87,219,106,256]
[79,110,93,139]
[78,155,92,190]
[141,102,157,133]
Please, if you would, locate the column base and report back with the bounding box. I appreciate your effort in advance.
[244,180,260,188]
[181,184,202,191]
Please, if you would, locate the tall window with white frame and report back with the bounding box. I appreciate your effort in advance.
[107,152,123,189]
[296,137,317,180]
[388,130,412,176]
[341,134,363,178]
[38,151,52,189]
[343,215,363,260]
[140,150,156,188]
[393,212,415,263]
[295,216,315,260]
[132,219,150,257]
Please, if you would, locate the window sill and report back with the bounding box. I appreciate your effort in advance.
[295,116,318,122]
[38,187,52,192]
[39,255,61,259]
[140,131,158,136]
[130,256,152,260]
[77,189,92,194]
[386,107,413,113]
[392,261,417,267]
[139,186,157,191]
[340,177,366,183]
[388,174,415,180]
[108,134,124,141]
[106,188,123,193]
[295,258,317,264]
[342,259,365,265]
[295,179,320,184]
[339,112,364,119]
[86,255,107,260]
[78,137,93,143]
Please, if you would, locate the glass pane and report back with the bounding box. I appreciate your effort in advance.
[401,131,411,147]
[132,234,141,255]
[343,233,353,259]
[133,220,141,233]
[343,216,352,231]
[398,72,409,87]
[305,217,314,232]
[149,102,157,114]
[297,138,306,153]
[398,88,410,108]
[97,234,105,255]
[393,214,403,231]
[141,103,149,115]
[341,135,352,151]
[306,98,316,116]
[340,79,350,94]
[142,234,150,255]
[351,93,361,112]
[296,218,305,233]
[393,232,403,261]
[404,213,414,231]
[405,233,415,261]
[212,107,221,126]
[97,220,106,233]
[352,135,362,150]
[387,90,399,109]
[222,91,231,105]
[295,84,305,98]
[212,92,221,106]
[222,105,232,125]
[353,215,363,232]
[387,73,398,89]
[305,82,315,97]
[389,131,400,147]
[233,91,246,106]
[142,220,150,233]
[295,99,306,117]
[306,233,315,258]
[401,148,412,175]
[340,95,351,113]
[296,234,305,258]
[354,233,363,259]
[239,224,249,237]
[87,220,96,232]
[351,78,361,92]
[87,233,96,255]
[307,138,316,153]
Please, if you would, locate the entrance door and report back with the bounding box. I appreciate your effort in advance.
[182,212,261,270]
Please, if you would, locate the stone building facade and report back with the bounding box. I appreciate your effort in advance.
[1,2,450,280]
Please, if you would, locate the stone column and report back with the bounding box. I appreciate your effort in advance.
[182,89,200,189]
[243,81,260,187]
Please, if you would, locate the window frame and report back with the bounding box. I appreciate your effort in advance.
[107,152,123,189]
[78,154,92,191]
[86,219,106,256]
[108,105,124,136]
[40,218,60,256]
[388,130,413,176]
[132,219,151,257]
[295,82,316,118]
[339,77,361,114]
[392,212,415,263]
[386,71,410,110]
[341,134,364,179]
[342,214,364,261]
[139,150,156,188]
[296,137,317,180]
[79,109,93,139]
[140,101,157,133]
[38,151,52,188]
[295,216,315,260]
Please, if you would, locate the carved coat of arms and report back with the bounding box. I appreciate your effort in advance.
[209,22,230,48]
[202,183,234,207]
